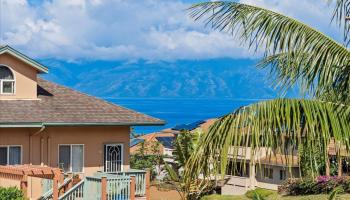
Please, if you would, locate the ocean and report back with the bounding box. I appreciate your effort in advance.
[108,98,264,134]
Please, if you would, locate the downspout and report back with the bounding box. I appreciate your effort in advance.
[29,124,45,165]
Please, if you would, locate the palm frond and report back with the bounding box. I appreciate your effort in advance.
[332,0,350,46]
[188,2,350,98]
[165,162,180,182]
[184,98,350,185]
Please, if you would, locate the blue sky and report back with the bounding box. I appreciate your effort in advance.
[0,0,341,62]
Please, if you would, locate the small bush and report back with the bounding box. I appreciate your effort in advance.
[245,188,274,199]
[279,176,350,196]
[0,187,25,200]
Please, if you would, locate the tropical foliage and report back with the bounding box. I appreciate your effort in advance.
[279,176,350,196]
[130,140,163,179]
[165,130,213,199]
[184,0,350,196]
[0,187,25,200]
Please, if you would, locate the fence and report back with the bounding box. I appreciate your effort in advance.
[96,169,148,197]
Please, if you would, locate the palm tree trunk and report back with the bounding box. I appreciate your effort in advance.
[326,158,331,176]
[338,156,342,177]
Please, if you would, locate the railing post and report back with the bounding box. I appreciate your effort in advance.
[130,176,136,200]
[145,170,151,200]
[53,176,59,200]
[101,176,107,200]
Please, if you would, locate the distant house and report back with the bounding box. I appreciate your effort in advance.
[221,148,300,195]
[198,119,301,195]
[130,119,216,163]
[0,45,164,199]
[130,130,175,157]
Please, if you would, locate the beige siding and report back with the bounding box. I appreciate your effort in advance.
[0,126,131,174]
[0,53,38,99]
[0,126,131,199]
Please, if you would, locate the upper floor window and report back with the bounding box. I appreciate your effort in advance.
[0,65,15,94]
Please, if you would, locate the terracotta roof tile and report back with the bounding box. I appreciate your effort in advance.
[0,78,165,126]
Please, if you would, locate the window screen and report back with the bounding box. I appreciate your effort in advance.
[2,81,14,94]
[59,145,84,172]
[9,146,21,165]
[59,145,71,172]
[72,145,83,172]
[0,147,7,165]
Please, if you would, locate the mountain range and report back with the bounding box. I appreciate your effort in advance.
[40,58,293,99]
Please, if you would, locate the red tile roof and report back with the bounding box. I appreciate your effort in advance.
[0,78,165,126]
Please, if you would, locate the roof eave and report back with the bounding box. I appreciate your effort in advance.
[0,45,48,73]
[0,121,166,128]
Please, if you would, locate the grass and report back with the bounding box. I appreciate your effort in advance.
[202,193,350,200]
[245,188,275,198]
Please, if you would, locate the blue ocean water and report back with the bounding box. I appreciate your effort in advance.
[108,98,265,134]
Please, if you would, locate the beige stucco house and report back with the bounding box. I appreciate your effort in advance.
[0,45,164,199]
[221,147,300,195]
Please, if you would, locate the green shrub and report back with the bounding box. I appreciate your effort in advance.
[245,188,274,199]
[0,187,25,200]
[279,176,350,196]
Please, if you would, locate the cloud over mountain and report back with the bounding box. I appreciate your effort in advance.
[0,0,340,61]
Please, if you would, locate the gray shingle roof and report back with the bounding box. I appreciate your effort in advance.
[0,78,165,126]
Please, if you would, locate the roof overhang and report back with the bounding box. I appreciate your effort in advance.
[0,121,166,128]
[0,45,48,73]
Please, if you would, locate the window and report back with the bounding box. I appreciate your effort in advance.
[0,146,22,165]
[0,65,15,94]
[280,170,287,180]
[263,167,273,179]
[59,145,84,173]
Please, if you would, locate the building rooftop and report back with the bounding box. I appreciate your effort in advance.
[0,78,165,126]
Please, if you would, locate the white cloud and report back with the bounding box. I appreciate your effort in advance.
[0,0,341,61]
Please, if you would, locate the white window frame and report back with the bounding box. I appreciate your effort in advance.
[0,145,22,165]
[58,144,84,173]
[0,65,15,95]
[104,143,124,172]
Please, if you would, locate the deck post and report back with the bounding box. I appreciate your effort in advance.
[53,175,59,200]
[20,176,28,199]
[130,176,136,200]
[59,173,65,195]
[145,170,151,200]
[101,176,107,200]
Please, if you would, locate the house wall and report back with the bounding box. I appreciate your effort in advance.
[0,126,131,199]
[0,53,38,99]
[0,126,131,174]
[255,165,300,190]
[222,164,300,195]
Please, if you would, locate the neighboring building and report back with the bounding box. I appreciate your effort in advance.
[0,45,164,199]
[130,119,216,159]
[170,117,300,195]
[130,131,175,156]
[221,148,299,195]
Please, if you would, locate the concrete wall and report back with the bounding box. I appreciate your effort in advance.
[0,53,38,99]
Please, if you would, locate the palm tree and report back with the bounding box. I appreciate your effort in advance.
[184,0,350,192]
